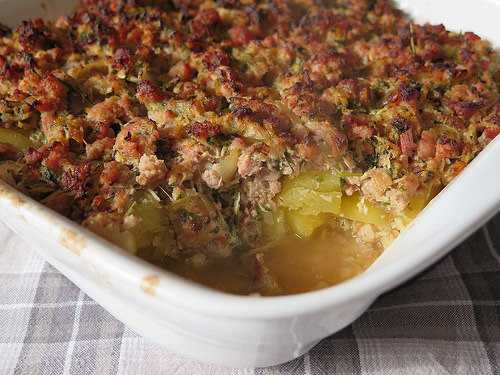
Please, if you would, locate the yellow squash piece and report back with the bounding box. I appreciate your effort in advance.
[276,171,342,237]
[279,188,342,215]
[212,147,240,184]
[127,191,174,251]
[87,191,173,255]
[286,211,328,238]
[340,192,388,227]
[278,171,342,215]
[0,128,32,151]
[262,209,287,240]
[281,170,341,192]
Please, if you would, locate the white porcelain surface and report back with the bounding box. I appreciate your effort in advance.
[1,0,500,368]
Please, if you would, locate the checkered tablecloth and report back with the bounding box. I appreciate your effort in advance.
[1,214,499,375]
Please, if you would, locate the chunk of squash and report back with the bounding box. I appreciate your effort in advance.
[281,170,341,192]
[127,191,173,250]
[0,128,32,151]
[279,187,342,215]
[275,171,341,237]
[340,192,388,227]
[86,191,174,254]
[278,171,342,216]
[286,211,328,238]
[212,147,240,184]
[262,209,287,240]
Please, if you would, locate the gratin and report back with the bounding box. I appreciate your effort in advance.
[0,0,499,295]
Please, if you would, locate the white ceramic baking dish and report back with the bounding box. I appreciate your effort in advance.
[1,0,500,368]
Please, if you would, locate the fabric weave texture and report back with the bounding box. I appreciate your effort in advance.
[1,215,499,375]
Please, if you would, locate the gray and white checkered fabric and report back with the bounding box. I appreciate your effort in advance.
[1,214,499,375]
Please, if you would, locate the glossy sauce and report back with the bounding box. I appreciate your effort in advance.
[260,229,382,295]
[143,227,382,296]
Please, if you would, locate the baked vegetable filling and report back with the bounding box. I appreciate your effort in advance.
[0,0,498,295]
